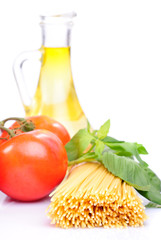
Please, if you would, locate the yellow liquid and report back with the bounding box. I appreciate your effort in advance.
[24,47,87,136]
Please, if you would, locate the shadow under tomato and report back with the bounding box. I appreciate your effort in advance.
[1,193,50,205]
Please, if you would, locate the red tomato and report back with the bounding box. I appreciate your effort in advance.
[0,115,70,145]
[27,116,70,145]
[0,130,68,201]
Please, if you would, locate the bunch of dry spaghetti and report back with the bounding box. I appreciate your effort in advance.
[47,162,147,228]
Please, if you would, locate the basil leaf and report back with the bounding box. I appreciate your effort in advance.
[145,202,161,208]
[135,150,148,167]
[65,129,94,162]
[115,151,134,158]
[103,136,124,143]
[144,167,161,191]
[138,167,161,205]
[138,189,161,205]
[97,119,110,139]
[136,143,148,155]
[105,142,148,167]
[87,120,91,133]
[95,140,105,157]
[100,151,150,191]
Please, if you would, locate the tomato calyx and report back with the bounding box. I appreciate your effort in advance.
[0,116,70,145]
[1,117,35,132]
[0,117,35,139]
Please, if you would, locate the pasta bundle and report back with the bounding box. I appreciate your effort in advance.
[47,162,147,228]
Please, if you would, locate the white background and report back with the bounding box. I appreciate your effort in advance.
[0,0,161,239]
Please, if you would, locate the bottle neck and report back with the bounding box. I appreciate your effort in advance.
[41,24,72,48]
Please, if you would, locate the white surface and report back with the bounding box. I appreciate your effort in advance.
[0,190,161,240]
[1,0,161,239]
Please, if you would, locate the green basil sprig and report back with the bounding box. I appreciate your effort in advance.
[65,120,161,206]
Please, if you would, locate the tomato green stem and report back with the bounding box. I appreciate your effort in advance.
[0,126,15,138]
[1,117,26,124]
[0,117,35,132]
[0,121,4,126]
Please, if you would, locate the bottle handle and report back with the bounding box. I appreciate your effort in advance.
[13,50,42,109]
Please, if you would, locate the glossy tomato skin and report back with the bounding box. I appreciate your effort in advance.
[0,116,70,145]
[0,130,68,201]
[27,116,70,145]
